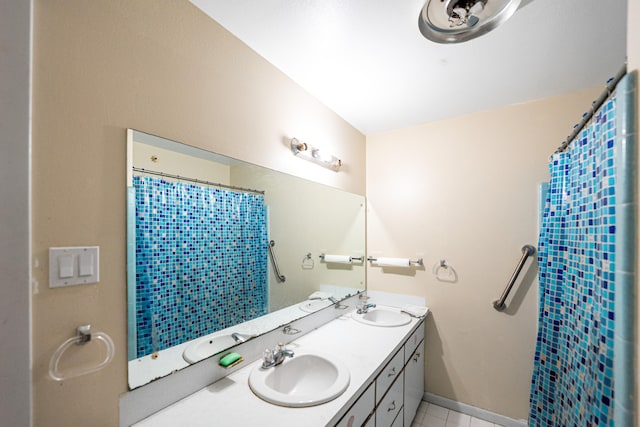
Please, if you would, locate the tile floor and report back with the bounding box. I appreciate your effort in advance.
[410,401,506,427]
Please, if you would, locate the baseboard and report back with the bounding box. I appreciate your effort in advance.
[423,392,528,427]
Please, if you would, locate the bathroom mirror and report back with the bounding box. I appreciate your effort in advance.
[126,129,365,389]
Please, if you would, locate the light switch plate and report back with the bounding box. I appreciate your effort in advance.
[49,246,100,288]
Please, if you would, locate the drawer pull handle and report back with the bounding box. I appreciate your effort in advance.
[387,366,396,377]
[413,352,421,362]
[387,400,396,412]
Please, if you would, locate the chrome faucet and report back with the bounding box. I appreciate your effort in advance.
[262,343,294,368]
[231,332,252,343]
[329,296,349,310]
[356,295,376,314]
[283,324,301,335]
[357,302,376,314]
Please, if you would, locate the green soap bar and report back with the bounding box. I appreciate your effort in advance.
[219,352,242,367]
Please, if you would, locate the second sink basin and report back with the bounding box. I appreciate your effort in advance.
[352,306,412,327]
[183,334,238,364]
[248,351,350,407]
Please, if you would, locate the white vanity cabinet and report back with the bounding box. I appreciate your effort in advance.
[334,319,425,427]
[131,305,428,427]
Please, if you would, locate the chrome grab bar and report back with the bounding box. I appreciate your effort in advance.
[493,245,535,311]
[268,239,286,282]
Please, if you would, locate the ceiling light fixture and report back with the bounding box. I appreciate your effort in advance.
[290,138,342,171]
[418,0,521,43]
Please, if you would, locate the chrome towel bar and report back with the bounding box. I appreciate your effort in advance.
[493,245,535,311]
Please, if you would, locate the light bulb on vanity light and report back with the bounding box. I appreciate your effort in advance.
[290,137,342,171]
[290,138,308,154]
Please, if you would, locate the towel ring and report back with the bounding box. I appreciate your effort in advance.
[432,259,457,282]
[49,325,115,381]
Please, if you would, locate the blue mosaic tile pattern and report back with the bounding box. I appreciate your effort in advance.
[530,98,617,426]
[133,176,268,358]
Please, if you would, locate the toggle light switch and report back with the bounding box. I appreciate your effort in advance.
[58,254,75,278]
[49,246,100,288]
[79,251,94,277]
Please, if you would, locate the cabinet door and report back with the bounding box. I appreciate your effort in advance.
[404,340,425,426]
[336,383,375,427]
[376,375,404,427]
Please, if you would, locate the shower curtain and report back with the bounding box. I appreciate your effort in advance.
[530,72,636,426]
[133,176,268,358]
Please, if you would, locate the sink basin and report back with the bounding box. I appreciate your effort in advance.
[299,299,333,313]
[352,306,411,327]
[183,334,238,364]
[248,351,350,407]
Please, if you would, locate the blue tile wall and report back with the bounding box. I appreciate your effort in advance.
[133,176,268,358]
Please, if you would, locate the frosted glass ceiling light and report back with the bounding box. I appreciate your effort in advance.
[418,0,521,43]
[290,138,342,171]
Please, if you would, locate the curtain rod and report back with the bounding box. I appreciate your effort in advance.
[555,64,628,154]
[132,167,265,195]
[555,64,627,153]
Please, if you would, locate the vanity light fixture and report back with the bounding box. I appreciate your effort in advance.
[290,138,342,171]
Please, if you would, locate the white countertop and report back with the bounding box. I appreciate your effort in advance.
[134,307,424,427]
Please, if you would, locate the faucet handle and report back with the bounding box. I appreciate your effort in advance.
[283,325,301,335]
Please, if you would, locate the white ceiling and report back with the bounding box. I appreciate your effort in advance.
[191,0,627,134]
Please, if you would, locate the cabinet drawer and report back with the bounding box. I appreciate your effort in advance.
[404,320,425,363]
[375,375,404,427]
[376,349,404,404]
[336,383,374,427]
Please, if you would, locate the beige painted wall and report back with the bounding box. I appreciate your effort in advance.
[366,87,602,419]
[132,143,231,184]
[31,1,365,426]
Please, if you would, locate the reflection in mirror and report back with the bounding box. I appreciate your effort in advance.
[126,130,365,389]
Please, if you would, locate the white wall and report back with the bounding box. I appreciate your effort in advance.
[366,87,602,419]
[0,0,32,425]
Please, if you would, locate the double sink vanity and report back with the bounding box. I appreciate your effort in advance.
[131,297,427,427]
[124,130,426,427]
